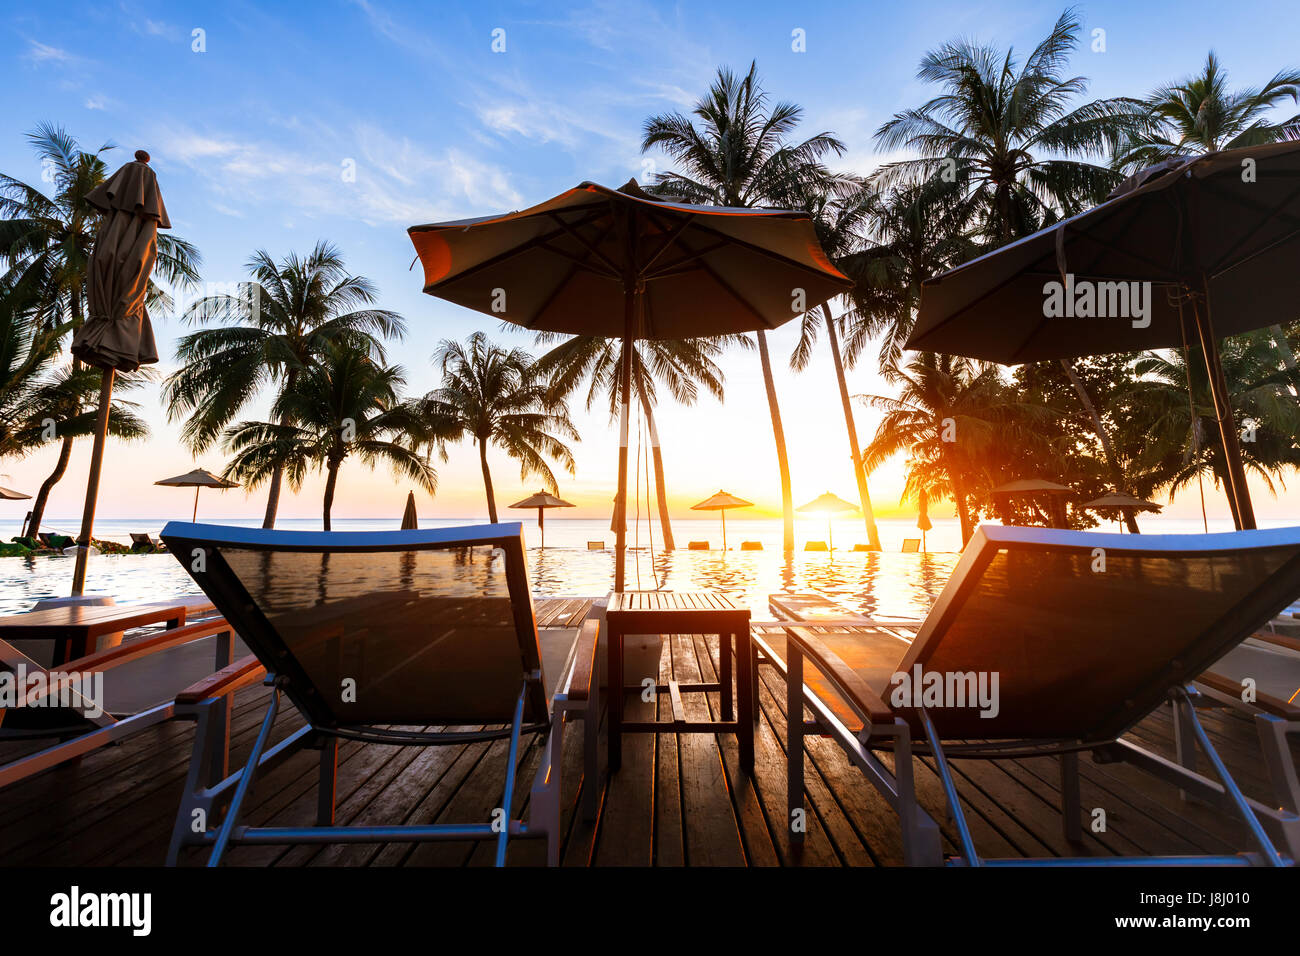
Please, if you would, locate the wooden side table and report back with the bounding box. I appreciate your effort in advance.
[605,590,754,772]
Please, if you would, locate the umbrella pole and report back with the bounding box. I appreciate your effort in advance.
[612,286,636,592]
[1191,282,1256,529]
[193,487,200,522]
[722,510,726,551]
[71,368,115,596]
[539,507,544,548]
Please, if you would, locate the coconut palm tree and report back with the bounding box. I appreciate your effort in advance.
[642,61,845,552]
[874,7,1145,243]
[418,332,578,524]
[0,124,200,531]
[164,242,402,528]
[222,343,434,531]
[533,333,737,550]
[1114,52,1300,171]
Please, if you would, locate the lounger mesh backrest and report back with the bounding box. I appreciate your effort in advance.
[161,522,547,728]
[899,526,1300,741]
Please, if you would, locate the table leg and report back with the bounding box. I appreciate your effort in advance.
[720,631,733,722]
[736,630,754,771]
[608,626,623,772]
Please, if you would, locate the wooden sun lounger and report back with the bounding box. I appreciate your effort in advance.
[759,526,1300,866]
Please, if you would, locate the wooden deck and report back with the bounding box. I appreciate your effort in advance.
[0,598,1295,866]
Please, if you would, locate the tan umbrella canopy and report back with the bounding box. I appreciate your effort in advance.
[68,150,169,595]
[156,468,238,521]
[796,491,859,551]
[909,141,1300,531]
[508,490,574,547]
[1082,492,1162,533]
[411,179,850,589]
[0,485,31,500]
[401,491,419,530]
[690,490,753,550]
[992,478,1072,528]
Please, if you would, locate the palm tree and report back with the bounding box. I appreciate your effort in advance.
[876,8,1147,513]
[418,332,578,524]
[860,355,1038,546]
[533,333,737,550]
[222,343,434,531]
[874,7,1146,243]
[642,61,845,552]
[1114,52,1300,170]
[0,279,60,458]
[0,125,200,531]
[164,242,402,528]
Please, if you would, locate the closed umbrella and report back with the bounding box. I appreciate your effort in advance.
[410,179,850,590]
[400,491,419,530]
[68,150,169,595]
[796,491,859,551]
[917,491,932,552]
[507,490,574,547]
[909,141,1300,531]
[689,490,753,550]
[155,468,238,521]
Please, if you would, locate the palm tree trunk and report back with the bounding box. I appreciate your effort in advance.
[638,391,675,551]
[1059,360,1140,533]
[262,368,298,529]
[322,461,340,531]
[756,330,794,553]
[479,440,498,523]
[823,305,881,550]
[26,434,74,537]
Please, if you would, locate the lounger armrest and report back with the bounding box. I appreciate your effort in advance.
[1253,630,1300,654]
[29,617,235,676]
[784,625,895,728]
[1198,670,1300,721]
[562,618,599,703]
[175,654,266,704]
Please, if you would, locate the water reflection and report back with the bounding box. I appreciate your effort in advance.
[1,547,960,619]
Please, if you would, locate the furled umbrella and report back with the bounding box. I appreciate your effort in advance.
[409,179,850,590]
[508,490,575,547]
[796,491,859,551]
[992,478,1073,529]
[909,140,1300,531]
[67,150,169,595]
[1081,492,1162,533]
[400,490,419,530]
[689,490,753,550]
[916,490,933,553]
[155,468,238,521]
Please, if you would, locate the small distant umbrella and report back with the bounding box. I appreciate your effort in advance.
[690,490,753,550]
[508,490,575,547]
[916,491,933,552]
[155,468,238,521]
[992,478,1073,529]
[0,485,31,500]
[796,491,859,551]
[68,150,170,596]
[401,491,419,530]
[1082,492,1162,533]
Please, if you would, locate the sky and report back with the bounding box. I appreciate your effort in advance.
[3,0,1300,528]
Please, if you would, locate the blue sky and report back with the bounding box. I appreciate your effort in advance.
[5,0,1300,525]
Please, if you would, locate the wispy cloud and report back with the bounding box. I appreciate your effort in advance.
[24,40,84,66]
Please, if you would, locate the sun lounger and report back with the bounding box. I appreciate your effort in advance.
[130,532,164,553]
[804,541,828,552]
[587,540,605,550]
[752,525,1300,865]
[159,521,599,867]
[688,540,709,550]
[901,538,921,552]
[0,616,251,789]
[740,541,763,551]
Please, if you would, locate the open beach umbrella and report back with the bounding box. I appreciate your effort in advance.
[690,490,753,550]
[507,490,574,547]
[917,491,932,552]
[796,491,859,551]
[909,141,1300,532]
[67,150,169,595]
[0,485,31,500]
[400,491,419,530]
[1082,492,1162,533]
[155,468,238,521]
[992,478,1073,529]
[410,179,850,589]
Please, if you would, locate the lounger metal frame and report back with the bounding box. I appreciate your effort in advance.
[160,522,598,867]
